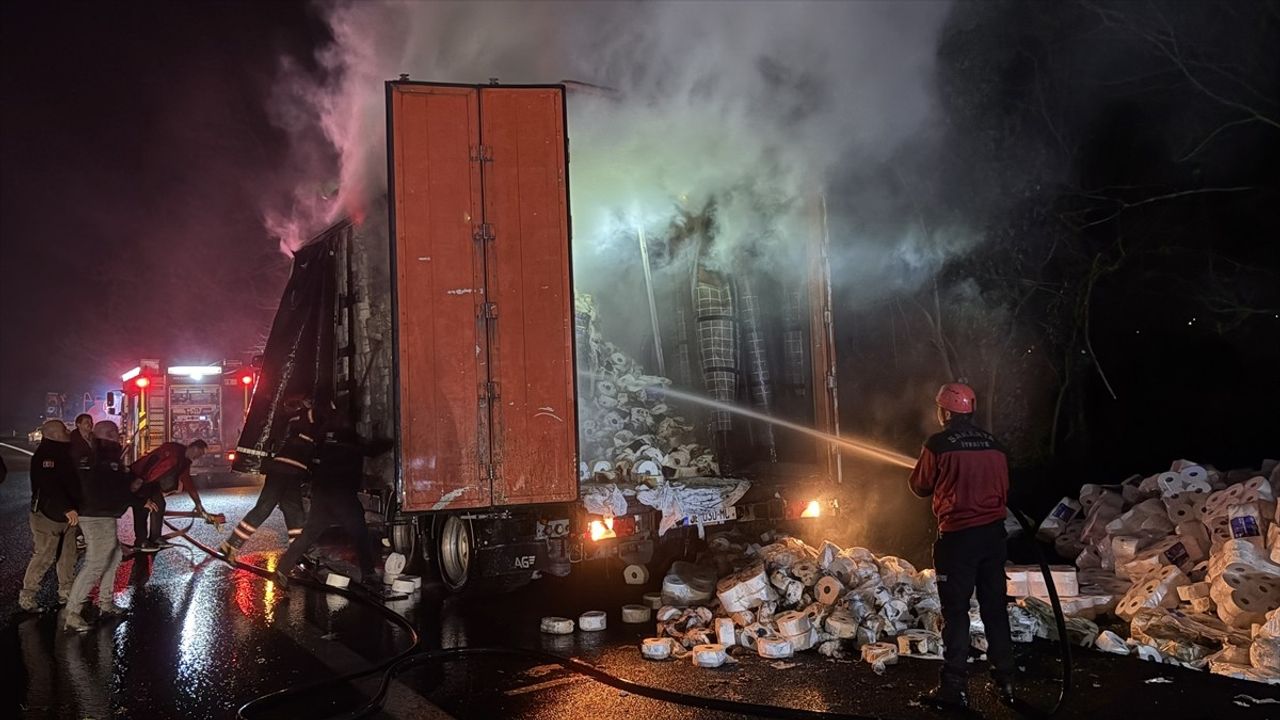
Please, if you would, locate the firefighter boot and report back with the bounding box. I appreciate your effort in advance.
[218,540,238,566]
[923,679,968,711]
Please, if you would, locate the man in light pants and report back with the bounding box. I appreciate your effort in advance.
[20,420,80,612]
[64,422,140,631]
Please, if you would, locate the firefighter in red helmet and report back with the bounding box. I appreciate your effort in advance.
[909,382,1015,708]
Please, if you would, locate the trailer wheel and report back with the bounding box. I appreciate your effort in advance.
[436,515,473,592]
[389,517,418,567]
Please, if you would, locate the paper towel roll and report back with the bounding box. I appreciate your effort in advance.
[642,592,663,609]
[815,576,845,605]
[825,608,859,639]
[579,610,608,632]
[792,562,821,587]
[621,604,652,623]
[691,643,728,667]
[860,642,899,666]
[623,564,650,585]
[641,637,674,660]
[716,563,771,612]
[1116,565,1187,621]
[325,572,350,589]
[540,617,574,634]
[757,636,794,659]
[384,552,407,577]
[775,611,812,637]
[391,578,417,594]
[715,617,736,646]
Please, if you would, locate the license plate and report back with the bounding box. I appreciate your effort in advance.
[679,506,737,527]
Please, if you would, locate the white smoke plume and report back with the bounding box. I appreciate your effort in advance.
[269,0,953,281]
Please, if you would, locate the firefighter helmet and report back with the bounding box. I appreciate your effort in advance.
[935,383,976,414]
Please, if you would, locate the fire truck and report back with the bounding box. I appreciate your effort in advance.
[114,359,256,472]
[236,80,843,592]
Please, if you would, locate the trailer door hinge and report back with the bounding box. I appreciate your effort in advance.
[472,223,495,243]
[487,380,500,400]
[470,145,494,163]
[483,302,498,319]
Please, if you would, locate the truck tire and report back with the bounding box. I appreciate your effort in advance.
[389,517,419,569]
[435,515,473,592]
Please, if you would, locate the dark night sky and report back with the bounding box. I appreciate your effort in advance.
[0,1,330,429]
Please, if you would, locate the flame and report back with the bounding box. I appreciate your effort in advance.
[801,500,822,518]
[589,517,616,542]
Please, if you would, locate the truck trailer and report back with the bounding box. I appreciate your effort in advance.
[235,80,841,592]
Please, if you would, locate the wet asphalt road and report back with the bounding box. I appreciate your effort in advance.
[3,442,1277,720]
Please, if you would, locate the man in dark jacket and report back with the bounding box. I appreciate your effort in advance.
[274,416,391,590]
[909,383,1015,709]
[64,421,140,631]
[20,420,81,612]
[129,439,208,552]
[69,413,96,472]
[219,399,316,563]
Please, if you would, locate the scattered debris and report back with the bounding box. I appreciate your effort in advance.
[1144,676,1174,684]
[1234,694,1280,706]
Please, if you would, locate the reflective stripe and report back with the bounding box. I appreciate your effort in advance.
[275,457,309,471]
[233,527,253,540]
[238,520,257,532]
[298,434,314,443]
[287,528,303,536]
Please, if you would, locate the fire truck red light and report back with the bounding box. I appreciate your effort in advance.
[240,375,254,385]
[135,377,151,389]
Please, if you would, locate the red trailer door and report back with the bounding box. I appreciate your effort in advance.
[389,83,490,511]
[480,87,578,506]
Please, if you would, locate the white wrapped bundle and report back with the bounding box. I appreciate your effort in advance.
[716,563,771,612]
[1116,566,1189,621]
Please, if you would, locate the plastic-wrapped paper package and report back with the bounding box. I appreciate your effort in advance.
[1211,562,1280,628]
[1252,636,1280,673]
[817,540,843,571]
[1037,497,1083,541]
[1081,491,1125,543]
[1116,566,1190,621]
[717,563,771,612]
[1129,609,1221,664]
[1230,502,1268,549]
[1078,568,1134,596]
[1095,630,1131,655]
[1123,536,1204,579]
[876,556,917,587]
[860,642,898,674]
[1210,660,1280,684]
[758,538,817,570]
[1163,491,1209,525]
[1208,538,1280,580]
[1107,498,1175,537]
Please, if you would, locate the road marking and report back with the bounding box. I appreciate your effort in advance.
[503,675,585,696]
[0,442,34,456]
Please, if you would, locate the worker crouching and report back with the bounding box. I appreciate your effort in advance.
[909,383,1015,709]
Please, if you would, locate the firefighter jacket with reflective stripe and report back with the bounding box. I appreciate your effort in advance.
[909,418,1008,532]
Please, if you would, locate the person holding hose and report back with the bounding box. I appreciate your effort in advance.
[909,382,1015,709]
[64,421,139,632]
[218,397,316,563]
[129,439,208,552]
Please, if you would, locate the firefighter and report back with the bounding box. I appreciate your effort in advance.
[64,421,139,631]
[129,439,208,552]
[273,415,391,591]
[20,420,80,612]
[909,383,1015,708]
[218,397,316,563]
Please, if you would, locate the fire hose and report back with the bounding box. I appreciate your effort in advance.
[156,503,1073,720]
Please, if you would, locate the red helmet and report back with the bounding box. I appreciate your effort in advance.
[935,383,976,414]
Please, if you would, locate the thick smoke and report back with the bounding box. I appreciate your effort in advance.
[270,0,954,288]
